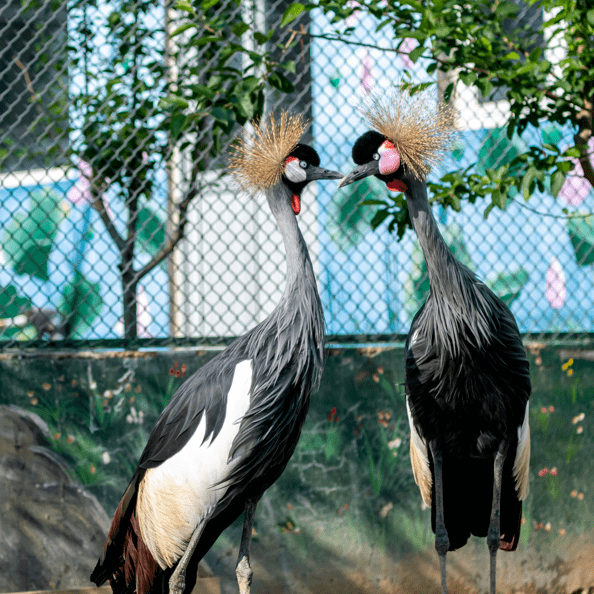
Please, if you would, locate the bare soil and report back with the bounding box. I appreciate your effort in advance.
[210,534,594,594]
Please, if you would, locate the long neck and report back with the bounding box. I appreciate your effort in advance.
[404,178,462,295]
[266,184,317,296]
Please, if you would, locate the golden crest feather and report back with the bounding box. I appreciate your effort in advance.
[228,111,308,194]
[360,86,458,179]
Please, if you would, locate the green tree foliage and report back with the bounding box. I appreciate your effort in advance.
[284,0,594,229]
[22,0,296,340]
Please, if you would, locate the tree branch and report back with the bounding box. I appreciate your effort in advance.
[134,168,202,281]
[91,185,126,252]
[574,96,594,188]
[287,28,582,111]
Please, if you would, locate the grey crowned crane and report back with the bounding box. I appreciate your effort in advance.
[339,90,531,594]
[90,112,343,594]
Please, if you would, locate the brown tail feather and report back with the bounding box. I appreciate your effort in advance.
[91,472,161,594]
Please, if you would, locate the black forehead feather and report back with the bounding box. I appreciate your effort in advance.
[289,143,320,167]
[352,130,385,165]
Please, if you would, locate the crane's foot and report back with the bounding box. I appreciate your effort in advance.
[236,555,253,594]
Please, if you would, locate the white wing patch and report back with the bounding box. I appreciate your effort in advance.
[137,359,253,569]
[512,401,530,501]
[406,397,432,506]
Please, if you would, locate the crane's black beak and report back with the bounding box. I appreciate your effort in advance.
[338,160,380,188]
[305,165,344,182]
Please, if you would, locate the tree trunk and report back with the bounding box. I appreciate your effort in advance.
[122,266,138,341]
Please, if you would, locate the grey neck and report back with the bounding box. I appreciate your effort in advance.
[404,178,461,294]
[266,184,317,297]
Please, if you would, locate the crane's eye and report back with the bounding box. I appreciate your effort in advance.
[299,160,308,169]
[372,153,380,161]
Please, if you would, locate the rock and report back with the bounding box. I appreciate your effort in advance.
[0,405,110,591]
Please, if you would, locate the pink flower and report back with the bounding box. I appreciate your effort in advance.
[360,53,373,94]
[345,1,361,27]
[545,256,566,309]
[559,138,594,206]
[541,407,547,414]
[399,38,417,69]
[538,468,548,477]
[67,159,93,204]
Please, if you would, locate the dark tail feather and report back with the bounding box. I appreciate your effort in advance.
[432,456,524,552]
[499,455,523,551]
[91,471,161,594]
[91,477,140,586]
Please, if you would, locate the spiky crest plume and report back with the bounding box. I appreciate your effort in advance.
[228,111,308,194]
[360,86,457,179]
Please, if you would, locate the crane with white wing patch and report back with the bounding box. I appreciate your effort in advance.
[90,112,343,594]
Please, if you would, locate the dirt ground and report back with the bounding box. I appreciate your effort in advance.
[209,534,594,594]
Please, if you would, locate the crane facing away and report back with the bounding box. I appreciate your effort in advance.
[339,90,531,594]
[90,112,342,594]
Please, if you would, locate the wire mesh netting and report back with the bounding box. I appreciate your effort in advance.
[0,0,592,349]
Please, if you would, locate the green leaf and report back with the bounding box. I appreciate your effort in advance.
[409,45,425,64]
[159,95,189,110]
[528,47,541,62]
[232,22,250,37]
[59,271,103,337]
[2,190,64,281]
[268,72,294,93]
[281,3,305,27]
[588,9,594,26]
[567,216,594,266]
[459,71,476,87]
[174,1,194,13]
[517,62,538,75]
[487,267,529,305]
[521,166,537,200]
[170,112,186,140]
[495,1,518,18]
[253,31,273,45]
[550,170,566,198]
[503,51,520,61]
[136,206,166,256]
[170,23,197,38]
[0,284,31,319]
[370,209,389,229]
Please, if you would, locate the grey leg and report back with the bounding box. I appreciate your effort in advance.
[236,499,258,594]
[429,440,449,594]
[487,440,509,594]
[169,519,206,594]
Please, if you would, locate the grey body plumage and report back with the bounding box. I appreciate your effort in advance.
[91,115,341,594]
[341,106,531,594]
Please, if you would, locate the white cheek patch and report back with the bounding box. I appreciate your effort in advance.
[285,159,307,183]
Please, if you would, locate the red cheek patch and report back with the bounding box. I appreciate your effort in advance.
[387,179,408,192]
[291,193,301,215]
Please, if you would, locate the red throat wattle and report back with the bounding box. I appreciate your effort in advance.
[291,194,301,215]
[387,179,408,193]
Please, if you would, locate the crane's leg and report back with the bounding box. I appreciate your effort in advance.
[169,518,206,594]
[487,440,509,594]
[236,498,259,594]
[429,440,449,594]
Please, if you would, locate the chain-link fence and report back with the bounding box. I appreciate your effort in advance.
[0,0,592,349]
